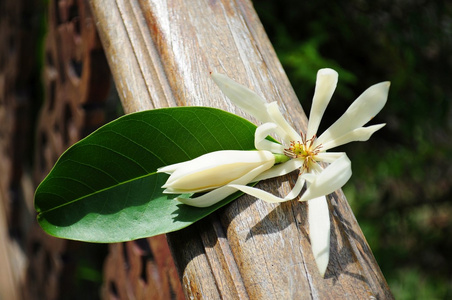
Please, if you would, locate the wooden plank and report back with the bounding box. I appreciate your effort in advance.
[102,236,185,299]
[89,0,393,298]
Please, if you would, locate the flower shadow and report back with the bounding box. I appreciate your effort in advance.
[324,192,389,298]
[244,200,308,241]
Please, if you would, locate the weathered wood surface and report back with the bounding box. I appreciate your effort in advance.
[102,235,185,299]
[89,0,394,299]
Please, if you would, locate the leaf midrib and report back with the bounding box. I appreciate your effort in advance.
[37,171,159,214]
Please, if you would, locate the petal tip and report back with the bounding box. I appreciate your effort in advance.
[318,68,338,76]
[374,123,386,130]
[211,72,227,84]
[375,81,391,92]
[318,262,328,278]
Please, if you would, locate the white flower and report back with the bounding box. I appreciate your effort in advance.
[212,69,390,276]
[157,150,277,207]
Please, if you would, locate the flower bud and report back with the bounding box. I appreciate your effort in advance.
[158,150,275,194]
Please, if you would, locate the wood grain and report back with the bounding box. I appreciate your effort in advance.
[89,0,394,298]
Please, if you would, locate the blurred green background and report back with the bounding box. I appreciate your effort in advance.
[254,0,452,299]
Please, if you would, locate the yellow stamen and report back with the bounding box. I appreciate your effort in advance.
[284,132,322,171]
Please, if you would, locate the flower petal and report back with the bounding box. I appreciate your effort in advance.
[176,157,274,207]
[157,161,190,174]
[211,73,271,123]
[299,154,352,202]
[316,81,390,146]
[321,124,386,151]
[307,69,338,138]
[255,122,285,153]
[315,152,346,163]
[266,102,301,143]
[253,159,303,181]
[176,185,237,207]
[228,175,305,203]
[162,150,275,194]
[303,173,317,183]
[308,196,330,277]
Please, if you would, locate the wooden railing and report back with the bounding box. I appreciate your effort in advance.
[0,0,394,299]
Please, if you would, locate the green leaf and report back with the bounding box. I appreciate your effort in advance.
[35,107,258,243]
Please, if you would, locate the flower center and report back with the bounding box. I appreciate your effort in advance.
[284,133,322,172]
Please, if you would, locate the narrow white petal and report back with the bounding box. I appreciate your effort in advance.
[321,124,386,151]
[315,152,346,163]
[253,159,303,181]
[299,154,352,202]
[303,173,317,183]
[308,196,331,277]
[307,69,338,138]
[255,123,285,153]
[177,185,237,207]
[177,157,274,207]
[211,73,271,123]
[157,161,190,174]
[310,162,323,174]
[228,175,305,203]
[266,102,301,143]
[316,81,390,146]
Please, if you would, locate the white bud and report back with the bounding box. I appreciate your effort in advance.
[158,150,275,194]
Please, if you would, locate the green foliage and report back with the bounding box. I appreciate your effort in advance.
[35,107,258,242]
[255,0,452,298]
[389,268,451,300]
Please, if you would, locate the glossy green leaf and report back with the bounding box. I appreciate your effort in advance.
[35,107,258,243]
